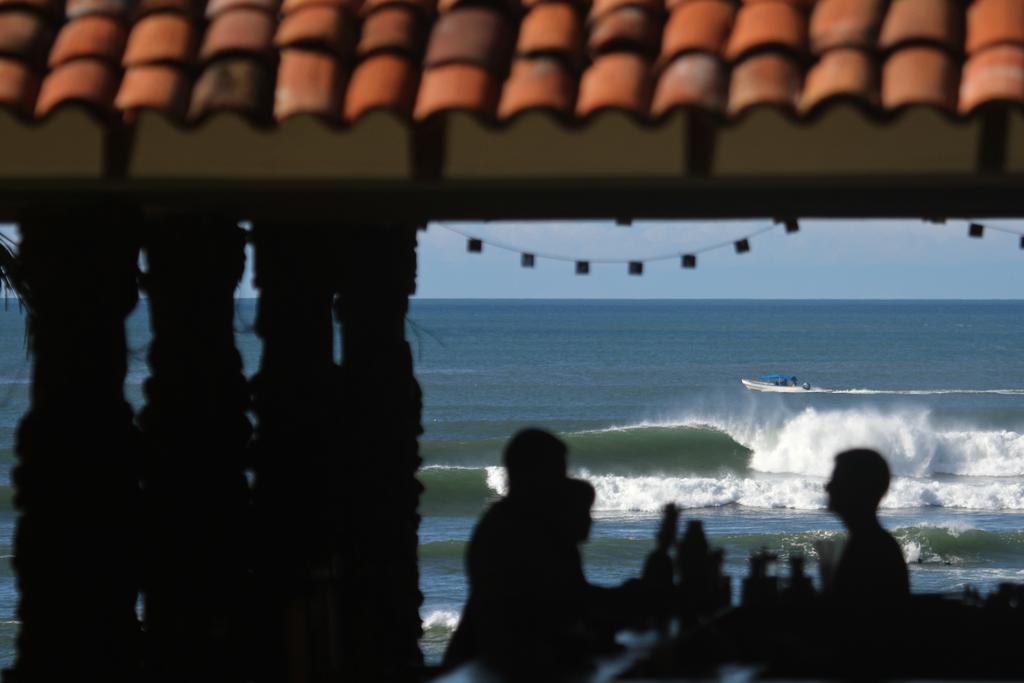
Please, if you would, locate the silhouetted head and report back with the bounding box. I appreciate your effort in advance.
[503,428,568,498]
[560,478,595,543]
[826,449,890,522]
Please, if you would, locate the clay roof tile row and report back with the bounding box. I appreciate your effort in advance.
[1,0,1024,127]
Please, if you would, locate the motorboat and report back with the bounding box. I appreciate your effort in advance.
[742,374,811,392]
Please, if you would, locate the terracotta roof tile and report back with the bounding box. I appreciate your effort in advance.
[589,0,662,23]
[35,57,118,116]
[116,63,191,120]
[134,0,204,19]
[576,51,651,116]
[0,10,53,66]
[498,55,575,117]
[415,61,498,118]
[966,0,1024,54]
[274,47,346,120]
[587,5,661,57]
[205,0,280,18]
[728,50,802,115]
[189,56,273,121]
[517,3,583,66]
[660,0,734,63]
[281,0,349,14]
[523,0,582,8]
[65,0,132,19]
[800,46,877,113]
[960,43,1024,113]
[436,0,520,13]
[881,44,959,110]
[0,0,61,20]
[808,0,886,54]
[0,55,38,114]
[651,51,726,115]
[878,0,964,53]
[122,12,195,67]
[724,1,807,62]
[344,51,418,120]
[0,0,1021,134]
[356,4,426,57]
[199,7,276,62]
[280,0,352,11]
[274,5,354,55]
[360,0,435,17]
[48,15,126,67]
[423,6,512,72]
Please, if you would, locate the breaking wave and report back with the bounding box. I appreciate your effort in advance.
[422,609,460,633]
[422,405,1024,512]
[596,407,1024,479]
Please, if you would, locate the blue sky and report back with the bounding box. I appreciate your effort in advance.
[410,218,1024,299]
[3,220,1021,299]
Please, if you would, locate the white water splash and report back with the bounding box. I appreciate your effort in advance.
[482,469,1024,512]
[742,408,1024,478]
[822,389,1024,396]
[604,407,1024,479]
[422,609,460,633]
[485,466,507,496]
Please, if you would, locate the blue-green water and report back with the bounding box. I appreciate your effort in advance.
[1,300,1024,665]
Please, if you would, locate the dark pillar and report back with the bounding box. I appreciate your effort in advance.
[9,215,142,680]
[333,226,424,680]
[137,218,251,680]
[248,223,338,683]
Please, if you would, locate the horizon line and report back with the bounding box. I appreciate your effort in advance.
[227,296,1024,302]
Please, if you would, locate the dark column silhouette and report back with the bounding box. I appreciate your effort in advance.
[333,226,424,680]
[249,223,339,683]
[9,215,142,680]
[138,218,252,680]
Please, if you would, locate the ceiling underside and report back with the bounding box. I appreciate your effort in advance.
[3,104,1024,221]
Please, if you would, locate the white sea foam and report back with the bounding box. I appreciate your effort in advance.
[599,407,1024,479]
[484,469,1024,512]
[421,465,484,471]
[422,609,460,633]
[740,407,1024,478]
[824,389,1024,396]
[485,466,508,496]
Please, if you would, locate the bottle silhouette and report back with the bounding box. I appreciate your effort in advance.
[783,553,814,605]
[676,520,711,625]
[741,549,779,608]
[643,505,678,629]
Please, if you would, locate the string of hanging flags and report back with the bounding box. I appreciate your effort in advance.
[435,218,801,275]
[437,218,1024,276]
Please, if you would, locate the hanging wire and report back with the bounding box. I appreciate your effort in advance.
[434,220,784,264]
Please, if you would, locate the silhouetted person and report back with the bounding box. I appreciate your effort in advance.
[825,449,909,602]
[556,480,669,646]
[442,428,571,671]
[444,430,665,673]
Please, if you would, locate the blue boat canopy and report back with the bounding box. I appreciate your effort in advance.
[759,374,798,382]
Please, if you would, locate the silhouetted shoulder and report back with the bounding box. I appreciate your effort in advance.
[832,527,909,602]
[466,500,513,584]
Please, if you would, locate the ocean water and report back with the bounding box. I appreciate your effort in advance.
[0,299,1023,666]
